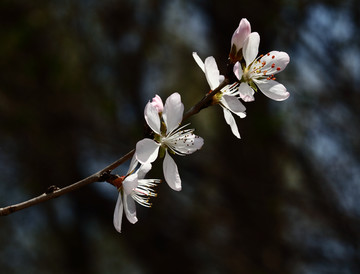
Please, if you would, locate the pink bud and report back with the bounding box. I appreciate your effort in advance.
[150,94,164,113]
[231,18,251,51]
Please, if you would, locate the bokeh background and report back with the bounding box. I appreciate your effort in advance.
[0,0,359,273]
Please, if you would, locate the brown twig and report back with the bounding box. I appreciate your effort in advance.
[0,78,231,216]
[0,149,135,216]
[182,78,229,122]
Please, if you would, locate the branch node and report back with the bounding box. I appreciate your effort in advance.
[45,185,60,194]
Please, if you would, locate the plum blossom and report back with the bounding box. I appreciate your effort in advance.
[230,18,251,63]
[233,32,290,102]
[113,156,160,233]
[192,52,246,139]
[135,93,204,191]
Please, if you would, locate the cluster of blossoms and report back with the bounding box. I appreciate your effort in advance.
[113,93,204,232]
[193,18,290,138]
[112,18,290,233]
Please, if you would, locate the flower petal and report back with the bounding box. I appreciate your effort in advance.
[135,138,160,164]
[144,102,161,134]
[163,92,184,134]
[113,193,124,233]
[233,62,243,81]
[169,131,204,155]
[150,94,164,113]
[124,194,138,224]
[231,18,251,50]
[192,52,205,73]
[254,79,290,101]
[238,82,255,102]
[220,95,246,118]
[204,56,221,90]
[259,51,290,75]
[163,150,181,191]
[127,154,139,174]
[243,32,260,67]
[123,173,138,195]
[137,163,152,180]
[223,107,240,139]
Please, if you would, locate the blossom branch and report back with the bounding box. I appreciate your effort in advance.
[0,149,135,216]
[182,78,229,122]
[0,79,231,217]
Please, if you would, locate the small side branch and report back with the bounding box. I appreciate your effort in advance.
[182,79,229,122]
[0,149,135,216]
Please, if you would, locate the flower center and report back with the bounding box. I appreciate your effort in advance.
[242,66,251,82]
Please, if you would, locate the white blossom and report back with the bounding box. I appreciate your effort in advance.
[113,156,160,233]
[193,52,246,138]
[135,93,204,191]
[233,32,290,101]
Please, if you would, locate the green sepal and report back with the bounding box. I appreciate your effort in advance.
[160,121,166,135]
[154,134,161,143]
[159,146,165,158]
[250,81,258,92]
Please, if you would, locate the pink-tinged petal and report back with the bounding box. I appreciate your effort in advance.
[163,150,181,191]
[144,102,161,134]
[150,95,164,113]
[238,82,255,102]
[254,79,290,101]
[123,173,138,195]
[137,163,152,180]
[220,95,246,118]
[231,18,251,50]
[192,52,205,73]
[163,92,184,134]
[124,194,138,224]
[233,62,243,81]
[135,138,160,164]
[204,56,221,90]
[223,107,240,139]
[113,193,124,233]
[259,51,290,75]
[243,32,260,67]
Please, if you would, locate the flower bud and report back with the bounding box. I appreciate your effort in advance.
[229,18,251,63]
[150,94,164,113]
[231,18,251,50]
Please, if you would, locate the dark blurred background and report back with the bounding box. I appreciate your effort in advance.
[0,0,359,273]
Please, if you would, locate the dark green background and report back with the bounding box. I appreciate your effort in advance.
[0,0,359,273]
